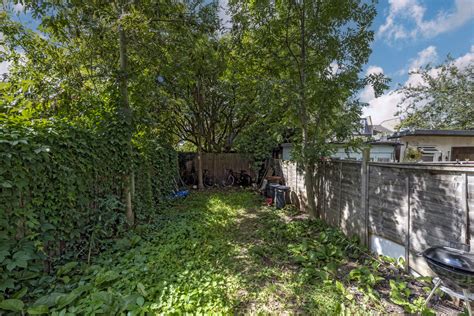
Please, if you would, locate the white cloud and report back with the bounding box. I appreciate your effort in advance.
[0,61,10,75]
[408,45,437,70]
[0,61,10,76]
[366,65,384,76]
[453,44,474,69]
[378,0,474,42]
[362,46,474,124]
[361,65,403,129]
[360,66,384,103]
[396,45,438,75]
[363,91,404,127]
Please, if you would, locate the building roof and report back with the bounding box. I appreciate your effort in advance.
[371,125,393,134]
[389,129,474,139]
[368,140,400,146]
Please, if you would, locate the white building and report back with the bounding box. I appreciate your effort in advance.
[332,142,398,162]
[281,141,398,162]
[389,130,474,162]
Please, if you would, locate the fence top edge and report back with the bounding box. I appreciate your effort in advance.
[367,162,474,172]
[276,159,474,172]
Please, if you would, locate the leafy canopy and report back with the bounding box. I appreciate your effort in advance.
[396,59,474,130]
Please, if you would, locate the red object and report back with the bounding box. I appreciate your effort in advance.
[266,197,273,206]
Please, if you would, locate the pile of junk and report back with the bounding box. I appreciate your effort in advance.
[257,163,290,209]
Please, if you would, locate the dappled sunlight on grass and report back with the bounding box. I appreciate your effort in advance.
[22,190,439,314]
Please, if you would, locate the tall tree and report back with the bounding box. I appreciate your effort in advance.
[160,34,261,188]
[0,1,216,221]
[396,60,474,130]
[230,0,388,218]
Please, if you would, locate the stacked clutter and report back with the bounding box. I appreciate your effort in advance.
[261,176,290,209]
[257,163,290,209]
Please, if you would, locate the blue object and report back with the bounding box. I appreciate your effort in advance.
[170,190,189,199]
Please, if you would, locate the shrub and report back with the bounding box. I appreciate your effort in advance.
[0,115,177,299]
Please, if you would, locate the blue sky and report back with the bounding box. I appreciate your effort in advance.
[361,0,474,126]
[370,1,473,79]
[2,0,474,127]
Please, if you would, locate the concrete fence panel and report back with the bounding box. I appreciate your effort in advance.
[276,159,474,276]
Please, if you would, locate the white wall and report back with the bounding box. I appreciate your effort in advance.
[282,144,396,162]
[333,145,395,162]
[400,136,474,162]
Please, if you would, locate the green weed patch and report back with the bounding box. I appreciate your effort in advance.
[2,191,436,314]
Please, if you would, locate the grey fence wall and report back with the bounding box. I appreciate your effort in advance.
[278,159,474,275]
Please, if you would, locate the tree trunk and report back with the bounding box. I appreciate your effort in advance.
[302,132,318,218]
[298,0,318,218]
[197,146,204,190]
[118,11,134,226]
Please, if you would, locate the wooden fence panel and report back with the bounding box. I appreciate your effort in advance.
[180,153,254,184]
[469,175,474,248]
[409,170,465,254]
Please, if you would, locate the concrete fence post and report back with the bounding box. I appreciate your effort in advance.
[462,173,469,246]
[405,174,411,271]
[361,148,370,247]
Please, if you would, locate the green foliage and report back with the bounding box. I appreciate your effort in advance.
[348,265,383,302]
[0,191,439,313]
[396,60,474,130]
[0,115,177,305]
[229,0,390,165]
[404,146,422,162]
[389,279,434,314]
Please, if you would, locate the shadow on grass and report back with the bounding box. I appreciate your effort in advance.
[34,190,375,314]
[138,190,344,314]
[224,197,348,314]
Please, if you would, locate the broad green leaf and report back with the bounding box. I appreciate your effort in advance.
[0,299,24,312]
[136,296,145,307]
[57,261,78,276]
[27,305,49,315]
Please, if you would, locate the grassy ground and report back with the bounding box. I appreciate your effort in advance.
[17,190,457,315]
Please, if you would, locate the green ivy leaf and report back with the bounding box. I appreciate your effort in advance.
[0,181,12,188]
[12,287,27,299]
[27,305,49,315]
[12,250,31,269]
[136,296,145,307]
[137,282,147,296]
[56,292,80,309]
[56,261,78,276]
[94,270,120,286]
[0,299,24,312]
[33,292,64,308]
[0,278,15,291]
[0,249,9,263]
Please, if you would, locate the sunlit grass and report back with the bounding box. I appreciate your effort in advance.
[23,191,434,314]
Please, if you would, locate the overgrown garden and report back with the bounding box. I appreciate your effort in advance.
[0,0,469,313]
[0,191,440,314]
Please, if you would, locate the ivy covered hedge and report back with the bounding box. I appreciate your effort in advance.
[0,116,177,301]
